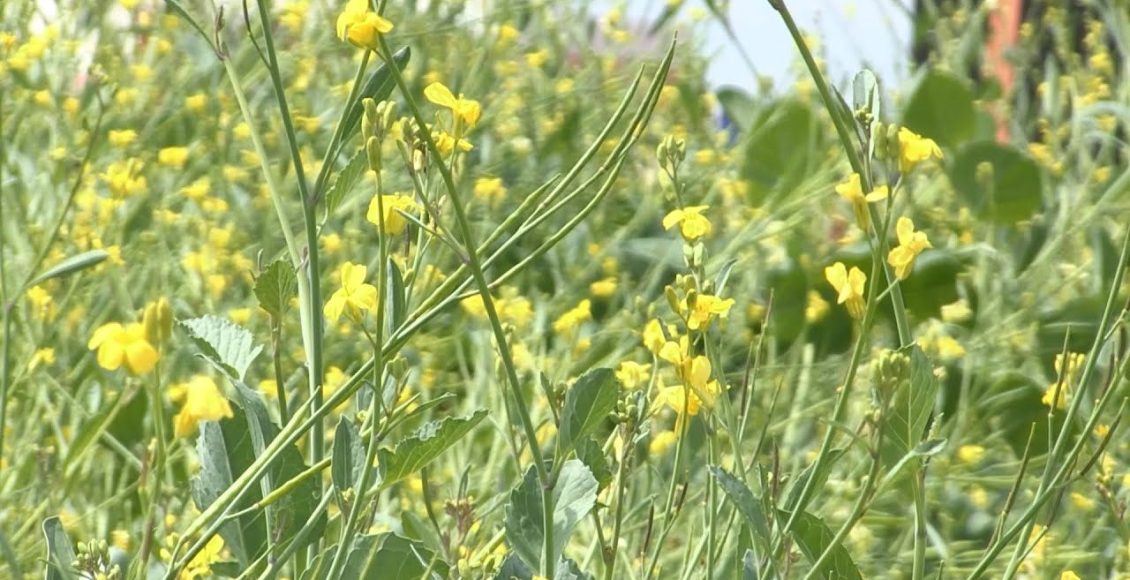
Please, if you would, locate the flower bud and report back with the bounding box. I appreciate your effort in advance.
[366,136,382,173]
[361,98,378,141]
[873,121,888,159]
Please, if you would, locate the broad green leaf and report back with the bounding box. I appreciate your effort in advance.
[554,558,591,580]
[253,259,296,319]
[332,418,364,494]
[377,409,488,486]
[782,449,845,511]
[716,86,756,133]
[949,141,1044,223]
[180,315,263,381]
[495,553,534,580]
[28,250,108,287]
[0,529,21,579]
[879,346,941,482]
[742,549,758,580]
[710,466,770,551]
[781,508,864,580]
[557,368,617,459]
[902,70,975,148]
[43,516,77,580]
[386,258,406,333]
[340,47,411,148]
[575,438,612,491]
[341,533,447,579]
[505,460,598,569]
[191,410,265,565]
[741,100,822,203]
[882,439,948,487]
[324,146,369,218]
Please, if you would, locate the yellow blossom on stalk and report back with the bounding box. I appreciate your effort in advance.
[158,146,189,169]
[169,375,234,437]
[433,130,474,156]
[649,430,678,456]
[1060,572,1080,580]
[590,277,617,298]
[1042,352,1085,410]
[181,534,226,579]
[656,338,720,415]
[28,348,56,371]
[835,173,888,230]
[897,127,943,173]
[108,129,137,148]
[324,262,378,323]
[824,262,866,320]
[26,285,56,319]
[887,217,932,280]
[680,294,735,331]
[615,361,651,390]
[473,177,506,205]
[366,194,420,236]
[103,159,147,198]
[940,299,972,323]
[336,0,394,50]
[553,299,592,335]
[424,82,482,128]
[87,322,159,375]
[642,319,670,354]
[956,444,985,465]
[662,206,712,241]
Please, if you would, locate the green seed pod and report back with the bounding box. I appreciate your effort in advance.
[366,136,381,173]
[664,285,681,314]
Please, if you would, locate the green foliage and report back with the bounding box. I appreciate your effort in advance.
[28,250,109,288]
[179,316,264,382]
[556,368,617,461]
[253,259,297,319]
[506,460,598,569]
[376,409,488,487]
[950,141,1045,223]
[902,70,976,148]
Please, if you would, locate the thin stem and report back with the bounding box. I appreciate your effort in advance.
[377,36,554,575]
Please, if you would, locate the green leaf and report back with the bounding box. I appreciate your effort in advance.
[63,388,127,474]
[377,409,488,486]
[902,70,975,148]
[42,516,77,580]
[782,449,845,510]
[191,411,265,565]
[879,346,941,482]
[554,558,592,580]
[557,368,617,459]
[332,418,364,494]
[324,146,369,218]
[253,259,297,319]
[495,553,534,580]
[716,86,756,133]
[741,100,822,202]
[340,46,411,147]
[783,509,864,580]
[710,466,770,551]
[949,141,1044,223]
[341,533,447,579]
[28,249,108,287]
[505,460,598,569]
[180,315,264,381]
[575,438,612,491]
[386,258,406,333]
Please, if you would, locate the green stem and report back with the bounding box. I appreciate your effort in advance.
[254,0,326,468]
[377,36,555,575]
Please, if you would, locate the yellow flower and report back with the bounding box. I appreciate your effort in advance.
[28,347,56,371]
[324,262,378,323]
[336,0,393,50]
[553,299,592,335]
[170,375,234,438]
[657,338,720,413]
[824,262,866,320]
[1042,352,1085,410]
[182,534,226,579]
[680,294,735,331]
[615,361,651,390]
[662,206,712,241]
[157,146,189,169]
[433,130,473,156]
[805,290,829,323]
[424,82,482,128]
[87,322,159,375]
[1060,572,1081,580]
[649,429,678,456]
[103,159,147,198]
[108,129,137,148]
[897,127,943,173]
[366,194,419,236]
[642,319,669,355]
[590,277,617,298]
[956,444,985,465]
[473,176,506,204]
[886,217,932,280]
[835,173,888,231]
[940,299,972,323]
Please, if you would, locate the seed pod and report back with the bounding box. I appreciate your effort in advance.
[366,136,381,173]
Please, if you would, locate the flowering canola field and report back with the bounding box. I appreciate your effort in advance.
[2,1,1129,579]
